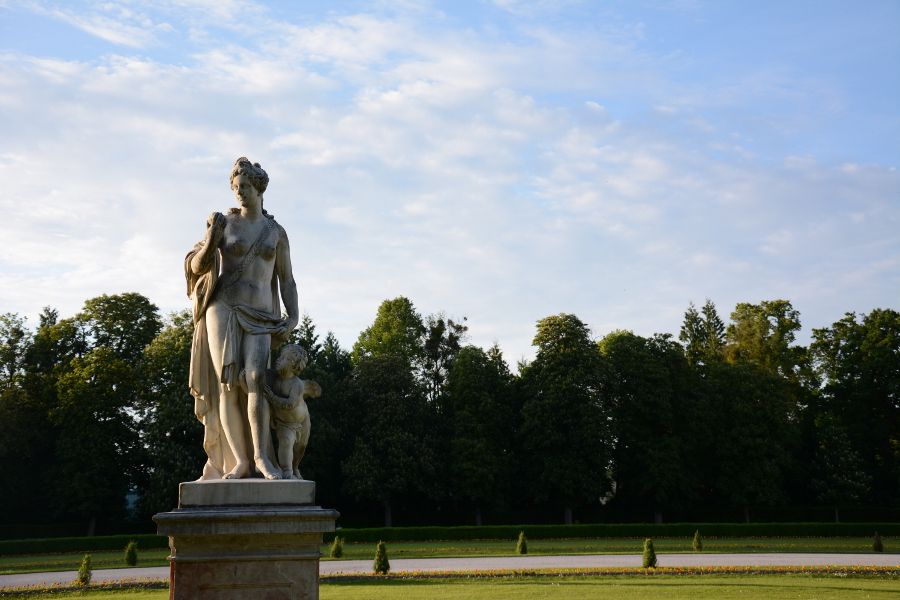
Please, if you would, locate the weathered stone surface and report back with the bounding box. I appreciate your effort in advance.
[155,479,338,600]
[179,479,315,507]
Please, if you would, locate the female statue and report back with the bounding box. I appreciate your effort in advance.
[185,157,299,480]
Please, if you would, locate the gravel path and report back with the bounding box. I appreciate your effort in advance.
[1,553,897,588]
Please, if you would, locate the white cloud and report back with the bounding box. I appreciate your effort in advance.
[1,2,898,366]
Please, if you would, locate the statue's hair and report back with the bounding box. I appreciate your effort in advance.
[276,344,308,373]
[230,157,269,194]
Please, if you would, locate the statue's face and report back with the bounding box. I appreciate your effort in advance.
[232,172,260,209]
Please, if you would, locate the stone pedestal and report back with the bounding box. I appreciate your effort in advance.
[154,480,339,600]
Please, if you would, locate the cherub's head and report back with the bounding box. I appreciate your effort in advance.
[275,344,308,376]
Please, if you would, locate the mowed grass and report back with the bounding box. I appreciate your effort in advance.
[0,536,893,574]
[2,576,900,600]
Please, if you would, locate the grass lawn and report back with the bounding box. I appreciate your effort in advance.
[0,537,894,574]
[2,576,899,600]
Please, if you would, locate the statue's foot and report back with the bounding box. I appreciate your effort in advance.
[282,469,295,480]
[224,462,251,479]
[293,469,304,481]
[255,457,281,480]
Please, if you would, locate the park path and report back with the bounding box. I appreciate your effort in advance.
[1,553,897,588]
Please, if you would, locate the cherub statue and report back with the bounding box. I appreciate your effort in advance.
[262,344,322,480]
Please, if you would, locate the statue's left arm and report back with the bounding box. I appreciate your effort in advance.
[275,224,299,336]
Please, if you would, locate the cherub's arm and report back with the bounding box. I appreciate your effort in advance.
[263,380,300,411]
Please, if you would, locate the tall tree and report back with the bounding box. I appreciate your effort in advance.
[811,309,900,505]
[342,355,434,526]
[78,293,162,363]
[725,300,806,380]
[0,313,30,389]
[422,313,467,403]
[50,347,140,533]
[705,362,797,521]
[352,297,425,368]
[136,311,204,517]
[443,344,514,524]
[519,313,611,524]
[600,331,695,523]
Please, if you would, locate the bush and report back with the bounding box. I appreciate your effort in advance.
[516,531,528,555]
[873,532,884,552]
[124,540,138,566]
[373,541,390,574]
[319,522,900,543]
[329,535,344,558]
[0,533,167,555]
[692,530,702,552]
[76,554,92,586]
[642,538,657,568]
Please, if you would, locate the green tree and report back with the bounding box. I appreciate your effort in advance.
[705,362,797,521]
[810,414,871,522]
[136,311,204,517]
[342,355,434,526]
[0,313,30,389]
[679,300,725,367]
[422,313,467,402]
[725,300,806,380]
[50,347,140,533]
[352,297,425,367]
[443,344,515,525]
[811,309,900,505]
[519,313,611,524]
[78,293,162,363]
[599,331,695,523]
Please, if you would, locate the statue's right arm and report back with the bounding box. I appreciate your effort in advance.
[190,212,225,274]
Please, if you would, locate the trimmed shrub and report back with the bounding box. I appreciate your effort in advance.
[642,538,657,568]
[319,522,900,544]
[692,530,703,552]
[516,531,528,555]
[124,540,138,566]
[373,541,390,574]
[329,535,344,558]
[873,532,884,552]
[0,533,167,555]
[76,554,92,586]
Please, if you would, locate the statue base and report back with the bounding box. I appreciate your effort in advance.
[153,480,339,600]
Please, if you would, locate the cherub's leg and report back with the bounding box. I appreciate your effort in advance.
[244,334,280,480]
[293,423,310,480]
[278,427,297,479]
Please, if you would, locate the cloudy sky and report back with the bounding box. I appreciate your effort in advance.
[1,0,898,366]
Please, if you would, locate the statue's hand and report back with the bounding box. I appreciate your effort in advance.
[206,212,226,241]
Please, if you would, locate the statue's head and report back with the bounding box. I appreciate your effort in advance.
[230,157,269,195]
[276,344,308,374]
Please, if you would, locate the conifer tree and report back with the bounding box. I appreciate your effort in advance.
[330,536,344,558]
[516,531,528,555]
[76,554,92,586]
[692,530,702,552]
[642,538,657,568]
[124,540,138,566]
[373,541,390,574]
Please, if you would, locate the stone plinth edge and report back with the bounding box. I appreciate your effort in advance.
[178,479,315,507]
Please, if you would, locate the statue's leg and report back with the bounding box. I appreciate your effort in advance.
[206,302,251,479]
[244,334,281,480]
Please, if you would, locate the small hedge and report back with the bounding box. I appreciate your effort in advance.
[0,533,167,555]
[322,522,900,543]
[3,522,900,555]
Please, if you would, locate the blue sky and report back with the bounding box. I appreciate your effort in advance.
[1,0,898,365]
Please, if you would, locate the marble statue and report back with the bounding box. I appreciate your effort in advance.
[263,344,322,480]
[185,157,300,480]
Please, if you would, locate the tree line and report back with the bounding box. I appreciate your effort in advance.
[0,294,897,532]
